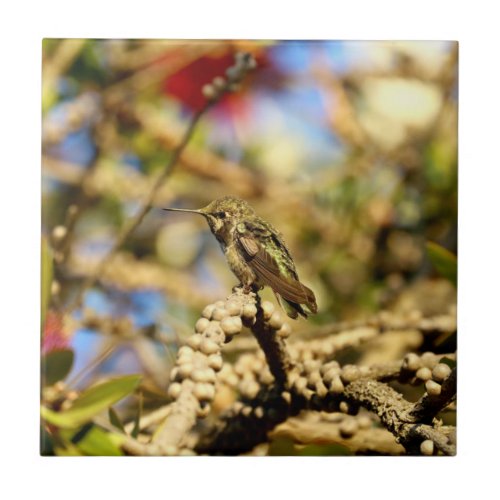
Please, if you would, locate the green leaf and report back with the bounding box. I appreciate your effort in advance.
[108,407,125,433]
[426,241,457,287]
[54,424,124,456]
[41,374,141,429]
[70,374,141,411]
[54,442,84,456]
[75,426,124,456]
[41,237,54,326]
[42,349,74,386]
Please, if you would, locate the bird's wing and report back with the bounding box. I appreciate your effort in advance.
[237,232,316,309]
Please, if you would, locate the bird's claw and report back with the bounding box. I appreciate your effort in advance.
[232,283,254,295]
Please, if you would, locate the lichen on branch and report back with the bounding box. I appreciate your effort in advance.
[118,285,456,457]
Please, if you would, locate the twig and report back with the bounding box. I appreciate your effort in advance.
[102,42,220,107]
[271,415,405,455]
[148,289,257,454]
[342,379,455,455]
[195,384,291,455]
[120,287,294,455]
[123,405,171,434]
[50,131,103,267]
[66,104,210,312]
[406,367,457,423]
[65,52,257,313]
[294,309,456,340]
[42,39,86,112]
[196,356,456,456]
[64,338,117,390]
[67,250,218,309]
[129,102,262,197]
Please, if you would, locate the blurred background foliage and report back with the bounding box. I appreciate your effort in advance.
[41,39,457,455]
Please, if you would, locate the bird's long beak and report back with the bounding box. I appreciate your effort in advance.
[162,207,206,216]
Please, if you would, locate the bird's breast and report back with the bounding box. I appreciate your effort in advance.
[223,241,256,285]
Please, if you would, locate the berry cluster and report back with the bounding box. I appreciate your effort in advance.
[202,52,257,101]
[402,351,455,396]
[167,294,255,419]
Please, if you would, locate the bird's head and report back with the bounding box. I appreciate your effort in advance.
[163,196,255,235]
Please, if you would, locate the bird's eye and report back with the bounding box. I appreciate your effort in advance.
[216,211,227,218]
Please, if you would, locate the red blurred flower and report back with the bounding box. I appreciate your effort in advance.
[162,48,270,118]
[164,52,235,112]
[42,310,70,354]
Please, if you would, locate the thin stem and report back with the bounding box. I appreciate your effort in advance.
[65,102,213,313]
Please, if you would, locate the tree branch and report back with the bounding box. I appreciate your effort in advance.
[196,357,456,456]
[64,52,257,313]
[250,296,293,385]
[406,367,457,423]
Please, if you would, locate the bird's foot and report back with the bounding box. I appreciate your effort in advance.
[232,283,255,295]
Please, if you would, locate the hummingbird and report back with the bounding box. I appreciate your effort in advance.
[163,196,317,319]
